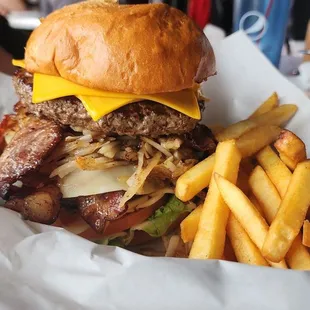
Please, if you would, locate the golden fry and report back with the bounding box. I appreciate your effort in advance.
[189,140,242,260]
[209,124,225,135]
[216,120,257,142]
[251,104,298,127]
[249,92,279,119]
[274,129,307,170]
[248,192,265,218]
[175,154,215,202]
[249,166,281,224]
[236,125,281,158]
[286,234,310,270]
[216,103,296,143]
[214,173,287,269]
[180,205,202,243]
[227,214,269,266]
[262,161,310,262]
[249,166,310,269]
[256,146,292,198]
[303,220,310,248]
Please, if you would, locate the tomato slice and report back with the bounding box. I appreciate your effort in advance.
[54,197,166,241]
[80,200,162,240]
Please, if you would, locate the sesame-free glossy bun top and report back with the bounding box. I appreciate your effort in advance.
[25,2,216,94]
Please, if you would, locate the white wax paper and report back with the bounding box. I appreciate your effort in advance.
[1,31,310,309]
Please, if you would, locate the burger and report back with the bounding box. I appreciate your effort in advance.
[0,2,216,249]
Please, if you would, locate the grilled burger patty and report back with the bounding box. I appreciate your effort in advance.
[13,69,201,137]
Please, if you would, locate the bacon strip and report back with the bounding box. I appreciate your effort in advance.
[4,185,62,224]
[0,118,62,198]
[184,124,217,155]
[78,191,127,233]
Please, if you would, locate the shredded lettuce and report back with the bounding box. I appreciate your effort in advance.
[132,195,191,238]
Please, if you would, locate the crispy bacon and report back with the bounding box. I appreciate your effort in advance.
[0,114,18,149]
[78,191,127,233]
[4,185,62,224]
[0,114,18,132]
[0,118,62,198]
[184,124,217,156]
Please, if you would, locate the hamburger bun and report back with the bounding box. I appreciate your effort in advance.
[25,2,216,95]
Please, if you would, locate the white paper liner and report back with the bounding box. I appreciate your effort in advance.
[0,32,310,309]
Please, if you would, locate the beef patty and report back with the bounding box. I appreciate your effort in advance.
[13,69,201,137]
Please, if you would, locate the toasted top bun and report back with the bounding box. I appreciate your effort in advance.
[25,2,216,94]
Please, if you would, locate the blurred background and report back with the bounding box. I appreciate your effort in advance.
[1,0,310,87]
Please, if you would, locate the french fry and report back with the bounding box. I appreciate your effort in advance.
[248,192,265,218]
[216,103,296,143]
[189,140,242,260]
[256,146,292,198]
[209,124,225,135]
[181,203,268,266]
[236,125,281,158]
[249,166,310,269]
[175,154,215,202]
[216,120,257,142]
[251,104,298,127]
[227,214,269,266]
[180,205,202,243]
[249,166,281,224]
[262,161,310,263]
[274,130,307,170]
[214,173,287,269]
[248,92,279,119]
[286,234,310,270]
[303,220,310,247]
[176,139,260,203]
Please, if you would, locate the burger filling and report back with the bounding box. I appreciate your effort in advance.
[0,69,217,246]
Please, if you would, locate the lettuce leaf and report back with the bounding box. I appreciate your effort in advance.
[97,196,190,246]
[132,195,190,238]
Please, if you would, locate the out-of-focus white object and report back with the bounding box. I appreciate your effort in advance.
[280,57,310,97]
[203,24,225,48]
[0,73,16,114]
[203,32,310,156]
[1,31,310,309]
[7,10,41,30]
[299,50,310,55]
[298,62,310,89]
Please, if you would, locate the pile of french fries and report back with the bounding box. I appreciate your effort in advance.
[176,92,310,270]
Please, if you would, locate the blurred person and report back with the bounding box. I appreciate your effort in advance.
[188,0,211,29]
[0,48,15,75]
[290,0,310,40]
[41,0,129,15]
[0,15,29,74]
[188,0,233,33]
[163,0,187,12]
[0,0,26,13]
[41,0,80,15]
[0,0,28,74]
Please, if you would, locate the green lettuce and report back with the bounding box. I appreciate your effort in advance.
[96,196,190,246]
[132,195,191,238]
[94,231,133,246]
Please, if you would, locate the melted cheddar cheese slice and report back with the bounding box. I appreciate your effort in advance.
[13,59,201,121]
